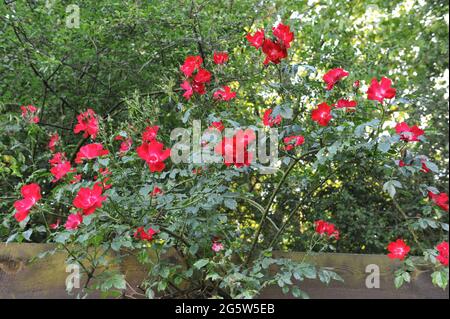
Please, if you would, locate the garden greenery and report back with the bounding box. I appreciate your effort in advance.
[0,1,448,298]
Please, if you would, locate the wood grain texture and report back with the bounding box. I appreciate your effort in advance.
[0,243,448,299]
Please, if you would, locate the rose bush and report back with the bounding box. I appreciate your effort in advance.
[0,1,448,298]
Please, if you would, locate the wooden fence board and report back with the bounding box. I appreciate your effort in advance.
[0,243,448,299]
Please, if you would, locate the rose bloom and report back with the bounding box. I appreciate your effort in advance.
[387,239,410,260]
[311,103,332,126]
[213,51,229,65]
[367,77,396,103]
[65,213,83,231]
[323,68,349,90]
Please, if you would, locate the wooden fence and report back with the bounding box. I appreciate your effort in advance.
[0,243,448,299]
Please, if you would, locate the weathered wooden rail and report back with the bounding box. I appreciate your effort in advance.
[0,243,448,299]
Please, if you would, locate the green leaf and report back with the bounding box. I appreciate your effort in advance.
[224,198,237,210]
[431,270,448,289]
[193,259,209,269]
[394,275,404,289]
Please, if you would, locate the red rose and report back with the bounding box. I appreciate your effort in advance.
[75,143,109,164]
[13,198,36,222]
[213,86,236,101]
[387,239,410,260]
[48,133,59,152]
[262,39,287,65]
[428,191,449,212]
[136,140,171,172]
[151,186,163,197]
[213,52,229,65]
[142,126,160,142]
[436,241,449,266]
[49,152,75,183]
[335,99,357,111]
[263,109,282,127]
[20,183,42,202]
[65,213,83,231]
[74,109,99,139]
[311,102,333,126]
[119,138,132,154]
[180,55,203,77]
[20,105,40,123]
[283,135,305,151]
[134,226,157,241]
[214,129,255,168]
[323,68,349,90]
[272,22,294,48]
[193,68,212,84]
[50,218,60,230]
[209,121,225,132]
[314,220,340,240]
[367,77,396,103]
[246,29,265,49]
[181,80,194,100]
[13,183,41,222]
[73,183,107,215]
[395,122,424,142]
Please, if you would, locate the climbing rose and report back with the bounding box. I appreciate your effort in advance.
[209,121,225,132]
[262,39,287,65]
[137,140,171,172]
[13,198,35,222]
[20,105,39,123]
[192,81,206,95]
[214,129,255,168]
[193,68,212,84]
[119,138,133,153]
[311,102,333,126]
[314,220,340,240]
[283,135,305,151]
[387,239,410,260]
[420,161,431,173]
[142,125,160,142]
[20,183,42,202]
[428,191,449,212]
[50,161,75,183]
[134,227,157,241]
[151,186,163,197]
[395,122,424,142]
[272,22,294,48]
[323,68,349,90]
[180,55,203,77]
[212,242,224,252]
[367,77,396,103]
[181,80,194,100]
[335,99,357,111]
[48,133,59,152]
[13,183,41,222]
[74,109,99,139]
[213,51,229,65]
[50,219,60,230]
[75,143,109,164]
[436,241,449,266]
[73,183,107,215]
[246,29,265,49]
[65,213,83,231]
[263,109,282,127]
[213,86,236,101]
[49,152,74,183]
[353,80,360,89]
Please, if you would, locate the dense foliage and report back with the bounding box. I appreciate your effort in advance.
[0,0,448,298]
